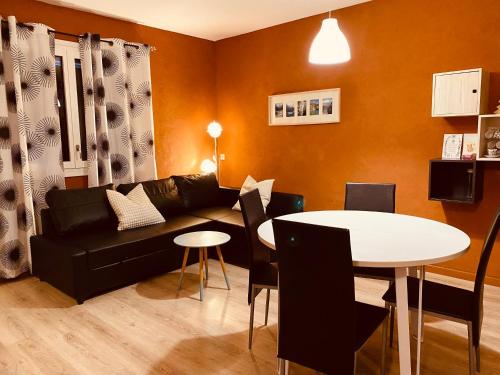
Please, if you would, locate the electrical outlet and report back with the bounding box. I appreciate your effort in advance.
[220,154,225,161]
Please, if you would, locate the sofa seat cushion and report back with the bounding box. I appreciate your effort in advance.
[188,206,236,220]
[215,212,245,227]
[71,215,210,269]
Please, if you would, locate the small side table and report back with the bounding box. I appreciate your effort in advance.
[174,231,231,301]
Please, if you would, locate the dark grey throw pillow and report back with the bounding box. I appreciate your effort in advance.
[172,173,221,210]
[46,184,117,235]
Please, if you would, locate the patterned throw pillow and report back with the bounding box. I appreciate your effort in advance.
[106,184,165,231]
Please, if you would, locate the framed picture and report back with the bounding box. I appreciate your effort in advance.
[269,88,340,126]
[462,133,478,160]
[442,134,464,160]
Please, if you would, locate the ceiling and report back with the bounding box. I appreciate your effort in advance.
[37,0,369,41]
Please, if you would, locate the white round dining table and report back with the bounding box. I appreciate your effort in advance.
[257,210,470,375]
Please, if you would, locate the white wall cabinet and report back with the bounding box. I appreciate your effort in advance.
[432,68,488,117]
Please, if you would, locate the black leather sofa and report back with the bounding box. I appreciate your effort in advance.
[31,174,304,304]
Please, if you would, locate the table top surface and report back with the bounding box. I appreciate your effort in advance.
[257,210,471,268]
[174,231,231,248]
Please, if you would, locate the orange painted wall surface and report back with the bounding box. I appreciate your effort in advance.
[215,0,500,285]
[0,0,216,187]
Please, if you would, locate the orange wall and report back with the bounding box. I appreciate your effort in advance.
[215,0,500,285]
[0,0,216,186]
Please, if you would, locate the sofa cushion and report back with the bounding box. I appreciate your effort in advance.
[215,212,245,227]
[70,215,211,269]
[46,184,117,235]
[189,206,236,220]
[117,177,185,217]
[172,173,221,209]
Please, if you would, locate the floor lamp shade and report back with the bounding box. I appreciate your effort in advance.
[309,18,351,64]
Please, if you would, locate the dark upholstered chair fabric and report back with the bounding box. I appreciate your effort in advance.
[344,182,396,213]
[273,219,388,374]
[239,189,277,303]
[383,206,500,374]
[344,182,396,281]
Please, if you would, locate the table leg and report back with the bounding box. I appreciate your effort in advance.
[204,247,209,280]
[178,247,190,290]
[216,246,231,290]
[395,267,412,375]
[416,266,424,375]
[198,248,204,301]
[409,267,425,342]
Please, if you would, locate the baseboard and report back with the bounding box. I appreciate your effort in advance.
[427,265,500,287]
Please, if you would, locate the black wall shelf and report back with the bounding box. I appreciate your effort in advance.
[428,159,483,204]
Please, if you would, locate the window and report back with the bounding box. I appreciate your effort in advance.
[55,39,87,177]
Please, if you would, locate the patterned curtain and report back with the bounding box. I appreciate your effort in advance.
[0,16,64,278]
[79,34,156,187]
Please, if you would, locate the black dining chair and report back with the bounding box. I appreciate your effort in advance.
[273,218,389,374]
[239,189,278,350]
[345,182,397,345]
[382,207,500,375]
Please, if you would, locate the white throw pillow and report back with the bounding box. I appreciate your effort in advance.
[106,184,165,231]
[232,175,274,211]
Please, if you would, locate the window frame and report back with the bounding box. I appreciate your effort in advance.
[55,39,87,177]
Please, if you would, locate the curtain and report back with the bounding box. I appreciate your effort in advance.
[0,16,64,278]
[79,34,156,187]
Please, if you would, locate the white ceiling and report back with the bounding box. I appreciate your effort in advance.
[37,0,369,41]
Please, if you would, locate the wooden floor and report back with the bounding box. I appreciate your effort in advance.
[0,262,499,375]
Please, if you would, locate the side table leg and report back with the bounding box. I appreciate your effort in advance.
[216,246,231,290]
[199,248,204,301]
[178,247,190,291]
[204,247,209,281]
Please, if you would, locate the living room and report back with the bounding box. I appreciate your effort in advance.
[0,0,499,374]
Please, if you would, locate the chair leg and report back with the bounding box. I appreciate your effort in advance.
[467,322,476,375]
[264,288,270,326]
[381,315,388,375]
[354,352,357,375]
[249,285,256,350]
[278,358,288,375]
[475,345,480,372]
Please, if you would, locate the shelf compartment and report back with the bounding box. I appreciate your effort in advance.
[428,159,482,204]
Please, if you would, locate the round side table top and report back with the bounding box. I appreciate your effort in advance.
[174,231,231,248]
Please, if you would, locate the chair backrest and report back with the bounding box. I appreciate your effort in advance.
[239,189,272,302]
[472,206,500,346]
[273,219,355,374]
[344,182,396,213]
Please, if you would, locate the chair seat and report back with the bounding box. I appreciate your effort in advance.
[354,266,394,281]
[354,301,389,351]
[382,277,474,322]
[252,262,278,287]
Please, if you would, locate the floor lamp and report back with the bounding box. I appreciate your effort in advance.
[207,121,222,181]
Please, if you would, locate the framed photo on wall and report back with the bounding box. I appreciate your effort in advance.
[269,88,340,126]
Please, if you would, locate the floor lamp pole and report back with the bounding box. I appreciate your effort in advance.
[214,137,220,181]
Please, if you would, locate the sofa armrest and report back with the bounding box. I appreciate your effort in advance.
[30,235,88,302]
[219,187,240,207]
[267,192,305,218]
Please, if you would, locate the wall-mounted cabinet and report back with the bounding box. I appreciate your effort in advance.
[428,159,482,204]
[432,68,489,117]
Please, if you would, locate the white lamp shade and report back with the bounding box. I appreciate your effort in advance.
[309,18,351,64]
[207,121,222,138]
[200,159,217,174]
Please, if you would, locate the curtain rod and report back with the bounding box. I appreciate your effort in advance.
[1,19,157,52]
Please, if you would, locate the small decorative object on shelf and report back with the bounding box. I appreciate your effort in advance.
[494,100,500,114]
[442,134,463,159]
[462,133,478,160]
